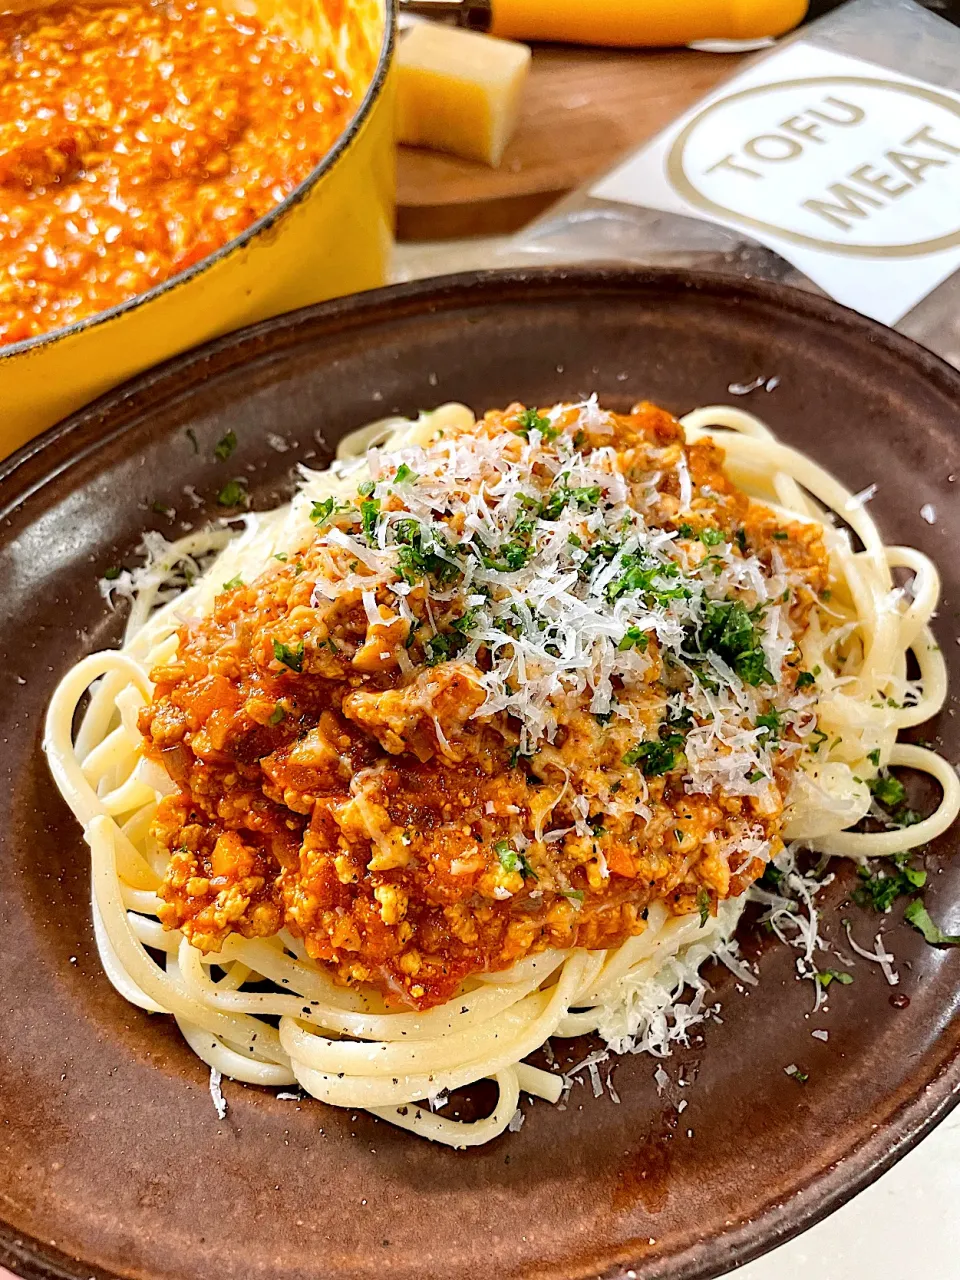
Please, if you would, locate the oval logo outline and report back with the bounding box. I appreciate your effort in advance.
[666,75,960,259]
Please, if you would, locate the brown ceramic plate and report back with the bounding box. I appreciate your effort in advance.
[1,268,958,1280]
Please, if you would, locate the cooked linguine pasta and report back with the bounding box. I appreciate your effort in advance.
[45,398,959,1147]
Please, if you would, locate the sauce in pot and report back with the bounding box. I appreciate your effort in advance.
[0,0,356,345]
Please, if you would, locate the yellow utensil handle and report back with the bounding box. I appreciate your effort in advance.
[489,0,809,46]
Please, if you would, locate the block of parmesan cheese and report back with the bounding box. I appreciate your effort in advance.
[397,23,532,168]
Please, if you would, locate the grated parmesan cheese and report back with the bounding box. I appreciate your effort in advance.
[300,400,822,804]
[727,376,765,396]
[845,922,900,986]
[209,1067,227,1120]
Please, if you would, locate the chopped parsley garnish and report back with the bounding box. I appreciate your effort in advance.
[816,969,853,988]
[563,889,585,905]
[453,607,480,637]
[222,574,243,590]
[310,497,340,527]
[274,552,288,562]
[425,631,464,666]
[578,539,618,577]
[103,565,122,580]
[696,886,710,928]
[360,497,381,542]
[759,863,782,890]
[897,859,929,889]
[394,463,417,485]
[697,598,774,686]
[854,857,926,913]
[268,704,286,725]
[394,521,462,586]
[904,900,960,946]
[699,527,724,546]
[623,732,685,776]
[480,540,531,573]
[606,556,689,605]
[397,542,442,584]
[151,500,173,516]
[866,771,924,829]
[494,838,516,868]
[869,774,906,810]
[357,479,376,497]
[747,770,766,783]
[214,429,237,462]
[677,522,695,537]
[513,408,557,440]
[494,839,536,879]
[795,670,816,689]
[217,478,248,507]
[509,501,539,540]
[617,626,649,653]
[736,646,775,686]
[423,607,478,666]
[272,639,304,673]
[755,709,782,742]
[772,530,788,541]
[666,706,694,733]
[539,484,602,520]
[867,748,881,766]
[393,517,419,546]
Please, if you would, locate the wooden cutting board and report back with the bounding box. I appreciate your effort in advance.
[396,45,748,241]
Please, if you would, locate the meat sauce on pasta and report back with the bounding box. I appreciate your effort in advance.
[139,403,828,1008]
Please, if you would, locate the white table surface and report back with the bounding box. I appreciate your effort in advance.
[735,1115,960,1278]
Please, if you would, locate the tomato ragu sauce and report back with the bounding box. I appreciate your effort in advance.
[0,0,357,345]
[138,404,829,1011]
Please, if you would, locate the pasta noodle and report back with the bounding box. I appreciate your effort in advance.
[44,400,959,1147]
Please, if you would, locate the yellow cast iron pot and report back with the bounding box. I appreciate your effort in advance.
[0,0,396,457]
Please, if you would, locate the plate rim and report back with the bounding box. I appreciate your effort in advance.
[2,265,959,1280]
[6,265,960,504]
